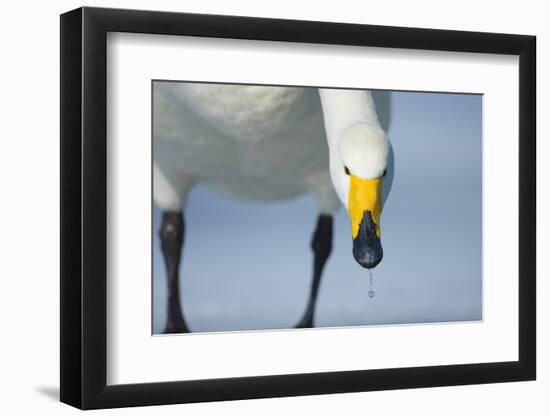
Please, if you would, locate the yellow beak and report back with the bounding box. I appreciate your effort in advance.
[348,175,383,239]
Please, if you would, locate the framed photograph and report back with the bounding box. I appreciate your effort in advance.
[60,6,536,409]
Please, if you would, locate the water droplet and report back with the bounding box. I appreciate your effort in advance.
[369,270,373,289]
[368,270,376,298]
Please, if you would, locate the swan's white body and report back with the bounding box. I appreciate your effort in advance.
[153,82,391,215]
[154,82,392,331]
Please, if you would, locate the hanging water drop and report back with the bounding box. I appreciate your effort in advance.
[368,270,375,298]
[369,270,373,288]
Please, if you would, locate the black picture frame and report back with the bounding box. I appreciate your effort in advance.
[60,6,536,410]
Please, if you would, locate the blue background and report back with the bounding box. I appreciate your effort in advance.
[153,91,482,334]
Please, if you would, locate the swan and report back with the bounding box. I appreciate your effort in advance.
[153,82,394,333]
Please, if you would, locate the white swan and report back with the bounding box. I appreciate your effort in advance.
[153,82,393,332]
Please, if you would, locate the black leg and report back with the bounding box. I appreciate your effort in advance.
[160,211,190,333]
[296,215,333,328]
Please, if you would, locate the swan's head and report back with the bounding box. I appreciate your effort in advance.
[330,123,393,269]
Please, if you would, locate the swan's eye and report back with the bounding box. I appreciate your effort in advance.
[344,166,350,176]
[383,169,387,177]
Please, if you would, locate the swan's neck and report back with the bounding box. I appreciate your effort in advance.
[319,89,381,148]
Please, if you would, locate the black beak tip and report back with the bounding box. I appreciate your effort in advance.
[352,210,383,269]
[353,238,383,269]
